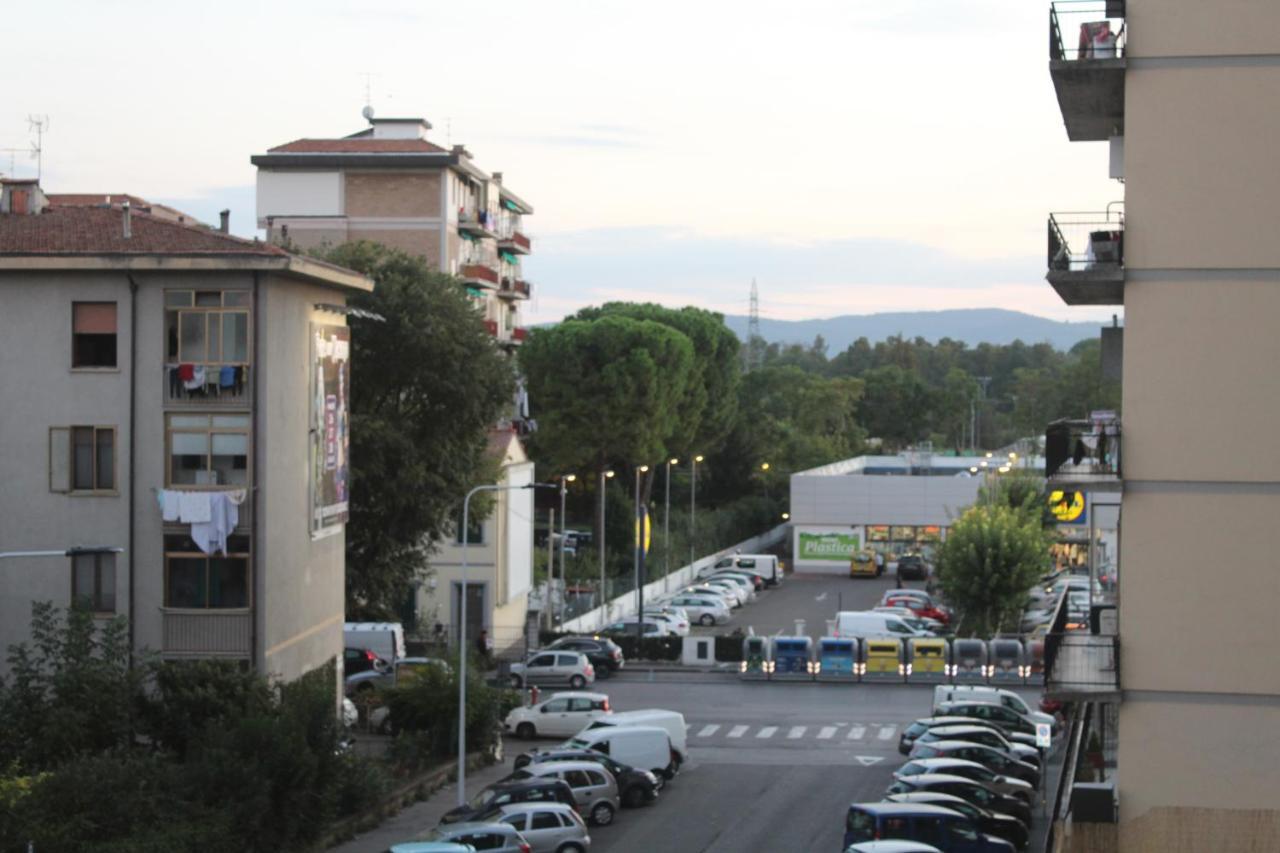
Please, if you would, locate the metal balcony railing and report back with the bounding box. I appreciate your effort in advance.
[1049,212,1124,273]
[165,363,251,405]
[1045,633,1120,695]
[461,263,500,286]
[162,609,252,657]
[1045,416,1121,480]
[1050,0,1126,61]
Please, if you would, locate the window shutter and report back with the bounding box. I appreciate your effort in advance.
[49,427,70,492]
[73,302,117,334]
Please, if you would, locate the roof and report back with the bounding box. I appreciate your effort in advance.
[267,137,447,154]
[0,206,372,292]
[45,193,197,224]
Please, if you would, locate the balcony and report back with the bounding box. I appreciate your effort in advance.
[162,609,252,658]
[461,263,500,288]
[1046,415,1121,492]
[1045,633,1120,699]
[165,363,251,405]
[512,327,528,343]
[483,319,498,337]
[497,231,532,255]
[458,210,496,238]
[1047,212,1124,305]
[1049,1,1126,141]
[497,278,531,301]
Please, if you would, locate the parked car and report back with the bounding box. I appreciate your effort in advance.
[910,727,1041,770]
[388,843,477,853]
[474,802,589,853]
[410,822,532,853]
[544,637,624,678]
[579,709,688,770]
[844,802,1014,852]
[680,585,740,609]
[344,646,389,677]
[513,747,661,807]
[504,761,620,826]
[844,843,943,853]
[873,607,945,634]
[505,692,611,739]
[598,619,674,638]
[343,621,406,665]
[565,725,675,781]
[895,554,930,581]
[703,568,764,592]
[509,652,595,690]
[710,554,781,585]
[440,779,577,825]
[894,758,1035,804]
[645,612,690,636]
[931,687,1056,733]
[886,792,1028,851]
[912,741,1040,789]
[885,774,1032,828]
[646,608,691,635]
[345,656,450,696]
[883,593,951,625]
[699,577,751,606]
[663,593,731,626]
[880,589,939,608]
[934,701,1037,737]
[703,572,757,601]
[835,610,931,639]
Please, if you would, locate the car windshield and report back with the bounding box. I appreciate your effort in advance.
[845,809,876,841]
[469,789,498,810]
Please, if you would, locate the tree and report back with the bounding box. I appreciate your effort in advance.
[318,242,515,619]
[935,504,1049,637]
[859,364,934,449]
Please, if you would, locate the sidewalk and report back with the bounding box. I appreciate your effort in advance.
[328,752,518,852]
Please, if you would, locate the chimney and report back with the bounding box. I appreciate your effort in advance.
[122,200,132,239]
[219,209,230,233]
[1,178,48,215]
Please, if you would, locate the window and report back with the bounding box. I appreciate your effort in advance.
[529,655,555,668]
[881,816,910,839]
[72,552,115,612]
[530,811,562,830]
[72,302,117,367]
[165,289,251,365]
[499,815,526,830]
[164,533,249,608]
[49,426,116,493]
[167,414,249,486]
[564,770,591,788]
[557,654,579,666]
[454,509,485,544]
[542,699,569,713]
[913,817,946,845]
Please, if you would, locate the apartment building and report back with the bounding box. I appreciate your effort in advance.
[0,179,374,683]
[251,113,533,350]
[1043,1,1280,847]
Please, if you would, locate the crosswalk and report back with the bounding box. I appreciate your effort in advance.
[688,721,902,743]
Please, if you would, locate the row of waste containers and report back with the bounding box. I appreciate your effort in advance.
[739,635,1044,685]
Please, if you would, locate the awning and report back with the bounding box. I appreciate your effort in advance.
[465,287,484,298]
[500,251,519,265]
[313,303,387,322]
[502,199,521,212]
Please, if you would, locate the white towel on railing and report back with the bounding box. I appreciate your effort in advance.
[177,490,212,523]
[191,492,240,556]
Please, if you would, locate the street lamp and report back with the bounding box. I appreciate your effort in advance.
[760,462,770,471]
[781,512,790,521]
[557,474,576,626]
[598,469,615,615]
[663,458,678,578]
[457,481,553,807]
[689,455,704,568]
[634,465,650,643]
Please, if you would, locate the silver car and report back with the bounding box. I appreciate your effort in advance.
[482,802,589,853]
[507,761,620,826]
[664,593,731,626]
[893,757,1035,804]
[510,652,595,690]
[415,820,531,852]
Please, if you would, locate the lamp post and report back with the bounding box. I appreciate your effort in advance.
[457,481,553,807]
[558,474,576,626]
[663,457,678,577]
[634,464,649,644]
[0,546,123,559]
[689,454,703,568]
[598,469,614,614]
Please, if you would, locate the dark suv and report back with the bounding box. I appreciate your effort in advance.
[514,747,660,807]
[897,554,929,581]
[439,778,577,824]
[545,636,625,678]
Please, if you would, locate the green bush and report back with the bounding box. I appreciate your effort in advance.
[384,663,507,758]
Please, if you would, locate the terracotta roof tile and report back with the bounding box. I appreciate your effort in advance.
[0,207,288,256]
[46,193,199,224]
[267,138,448,154]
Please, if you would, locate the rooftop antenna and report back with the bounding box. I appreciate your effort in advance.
[746,278,763,371]
[27,115,48,180]
[359,72,377,121]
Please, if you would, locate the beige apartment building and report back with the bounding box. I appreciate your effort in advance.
[1044,0,1280,848]
[251,114,534,350]
[0,179,373,683]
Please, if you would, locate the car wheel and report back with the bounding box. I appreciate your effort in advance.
[590,801,615,826]
[622,785,647,808]
[510,674,523,689]
[515,722,535,739]
[699,614,715,626]
[569,674,587,689]
[557,844,586,853]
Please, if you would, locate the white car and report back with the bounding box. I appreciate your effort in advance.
[648,606,691,634]
[704,571,759,600]
[699,578,750,607]
[601,618,677,638]
[504,691,612,739]
[646,611,689,636]
[665,593,731,626]
[681,585,740,609]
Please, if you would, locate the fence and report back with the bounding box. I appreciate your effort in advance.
[1049,212,1124,272]
[1049,0,1126,62]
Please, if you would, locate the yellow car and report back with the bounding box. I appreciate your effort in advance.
[850,550,881,578]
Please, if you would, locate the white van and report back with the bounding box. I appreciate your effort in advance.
[566,725,675,780]
[582,709,688,768]
[343,622,406,664]
[834,611,930,639]
[711,554,781,585]
[932,685,1057,731]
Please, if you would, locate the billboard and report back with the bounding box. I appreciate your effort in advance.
[1048,489,1087,525]
[798,531,861,562]
[311,324,350,537]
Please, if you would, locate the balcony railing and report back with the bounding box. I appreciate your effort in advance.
[511,327,528,343]
[483,319,498,336]
[162,609,252,657]
[498,231,532,254]
[497,278,531,300]
[1045,633,1120,697]
[1045,416,1121,487]
[1049,212,1123,272]
[1050,1,1126,62]
[165,363,251,405]
[461,263,500,287]
[458,209,496,237]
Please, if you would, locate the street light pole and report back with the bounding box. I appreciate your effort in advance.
[689,455,703,568]
[634,464,649,644]
[558,474,575,626]
[664,457,677,577]
[598,469,614,616]
[457,481,553,808]
[0,546,124,559]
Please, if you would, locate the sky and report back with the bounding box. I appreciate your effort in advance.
[2,0,1123,326]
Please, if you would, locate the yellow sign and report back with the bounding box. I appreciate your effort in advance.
[1048,490,1086,523]
[634,509,651,554]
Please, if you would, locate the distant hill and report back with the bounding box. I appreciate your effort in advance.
[721,308,1106,352]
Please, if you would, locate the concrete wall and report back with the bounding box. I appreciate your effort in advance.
[256,170,342,221]
[345,171,442,218]
[345,227,443,268]
[1130,0,1280,58]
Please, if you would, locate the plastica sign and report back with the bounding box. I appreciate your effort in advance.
[1048,490,1087,524]
[798,532,860,561]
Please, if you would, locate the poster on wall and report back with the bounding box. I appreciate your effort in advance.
[867,525,890,542]
[1049,490,1088,525]
[798,531,861,561]
[311,324,350,538]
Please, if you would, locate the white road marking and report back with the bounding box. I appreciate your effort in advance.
[877,725,897,741]
[815,592,827,601]
[855,755,883,766]
[847,725,867,740]
[727,725,749,739]
[787,726,807,739]
[696,724,720,738]
[756,726,778,739]
[818,726,837,739]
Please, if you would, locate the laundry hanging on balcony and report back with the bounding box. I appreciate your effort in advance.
[157,488,247,555]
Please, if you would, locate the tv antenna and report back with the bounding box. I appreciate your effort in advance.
[359,72,378,120]
[28,115,48,180]
[746,278,763,371]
